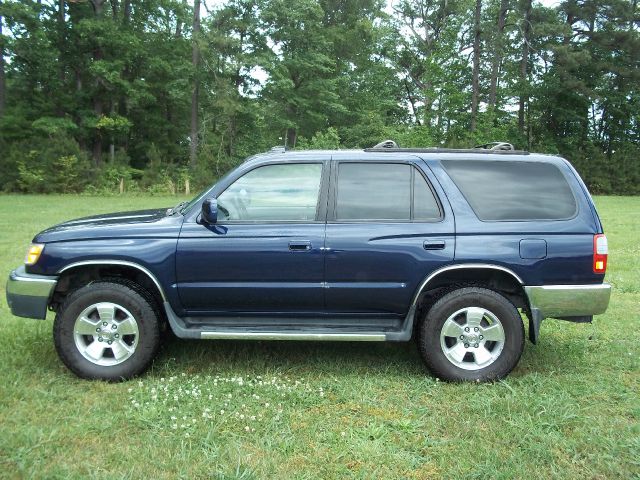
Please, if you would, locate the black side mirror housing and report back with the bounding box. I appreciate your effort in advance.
[201,198,218,224]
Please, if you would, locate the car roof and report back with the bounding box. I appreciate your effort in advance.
[244,148,565,166]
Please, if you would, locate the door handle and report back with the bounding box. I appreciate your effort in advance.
[289,241,312,251]
[423,240,446,250]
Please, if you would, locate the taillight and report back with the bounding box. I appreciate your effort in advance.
[593,234,608,274]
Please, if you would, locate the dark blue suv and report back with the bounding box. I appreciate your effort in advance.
[6,142,611,382]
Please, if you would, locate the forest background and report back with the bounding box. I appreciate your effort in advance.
[0,0,638,195]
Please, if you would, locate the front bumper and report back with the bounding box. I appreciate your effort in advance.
[6,266,58,319]
[524,283,611,319]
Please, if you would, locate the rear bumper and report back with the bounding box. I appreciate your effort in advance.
[524,283,611,319]
[6,266,58,320]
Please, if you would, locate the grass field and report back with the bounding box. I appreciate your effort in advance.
[0,195,638,479]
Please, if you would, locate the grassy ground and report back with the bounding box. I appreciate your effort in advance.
[0,195,638,479]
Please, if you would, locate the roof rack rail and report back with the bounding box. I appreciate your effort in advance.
[365,140,527,155]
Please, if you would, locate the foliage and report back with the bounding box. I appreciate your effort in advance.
[5,135,92,194]
[297,127,341,149]
[0,0,638,194]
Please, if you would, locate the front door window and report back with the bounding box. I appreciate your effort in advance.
[217,163,323,222]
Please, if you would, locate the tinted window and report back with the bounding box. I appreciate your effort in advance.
[442,160,577,221]
[218,163,322,221]
[414,171,441,220]
[336,163,441,221]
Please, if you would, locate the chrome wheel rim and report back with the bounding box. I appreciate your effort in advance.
[73,302,139,366]
[439,307,505,371]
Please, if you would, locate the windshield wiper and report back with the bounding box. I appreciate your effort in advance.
[166,201,188,216]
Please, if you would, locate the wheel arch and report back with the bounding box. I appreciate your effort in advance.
[53,260,168,312]
[411,263,529,315]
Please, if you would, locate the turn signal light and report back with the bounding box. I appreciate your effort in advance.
[25,244,44,266]
[593,234,608,274]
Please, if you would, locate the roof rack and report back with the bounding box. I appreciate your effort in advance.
[371,140,399,149]
[364,140,528,155]
[474,142,515,151]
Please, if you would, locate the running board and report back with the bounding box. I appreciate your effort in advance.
[162,302,416,342]
[200,331,385,341]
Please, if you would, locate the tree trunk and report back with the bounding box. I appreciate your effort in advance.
[123,0,131,24]
[55,0,66,117]
[488,0,508,109]
[189,0,201,170]
[176,0,186,37]
[0,5,5,118]
[286,128,297,149]
[518,0,532,138]
[404,79,421,126]
[470,0,481,132]
[90,0,107,167]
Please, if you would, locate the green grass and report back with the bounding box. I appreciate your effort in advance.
[0,194,638,479]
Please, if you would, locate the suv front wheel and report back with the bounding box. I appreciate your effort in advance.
[418,287,524,382]
[53,281,161,381]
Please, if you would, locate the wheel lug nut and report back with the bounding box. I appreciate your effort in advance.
[96,327,101,332]
[474,343,479,348]
[479,335,483,340]
[460,335,464,340]
[464,343,470,348]
[474,327,479,332]
[114,333,119,338]
[112,324,117,330]
[464,327,470,332]
[102,322,108,326]
[98,337,103,342]
[107,340,112,345]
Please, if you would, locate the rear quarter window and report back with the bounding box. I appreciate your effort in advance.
[442,160,577,221]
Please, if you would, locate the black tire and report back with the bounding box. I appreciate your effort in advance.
[418,287,524,382]
[53,281,161,381]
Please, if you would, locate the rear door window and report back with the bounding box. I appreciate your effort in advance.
[442,160,577,221]
[335,163,441,221]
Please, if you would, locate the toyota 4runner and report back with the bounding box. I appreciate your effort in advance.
[6,142,611,382]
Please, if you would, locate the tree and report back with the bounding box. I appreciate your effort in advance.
[0,0,6,118]
[470,0,481,131]
[190,0,200,169]
[518,0,532,140]
[488,0,510,109]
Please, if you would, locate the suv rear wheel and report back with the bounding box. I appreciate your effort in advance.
[53,281,161,381]
[418,287,524,382]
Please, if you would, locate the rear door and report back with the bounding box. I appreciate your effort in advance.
[324,156,455,318]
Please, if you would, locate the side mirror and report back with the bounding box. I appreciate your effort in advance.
[201,198,218,224]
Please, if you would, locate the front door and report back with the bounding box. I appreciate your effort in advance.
[324,157,455,318]
[176,161,327,316]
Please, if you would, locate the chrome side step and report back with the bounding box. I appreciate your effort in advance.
[163,302,415,342]
[199,331,385,341]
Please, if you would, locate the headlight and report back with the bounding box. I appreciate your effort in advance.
[25,244,44,265]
